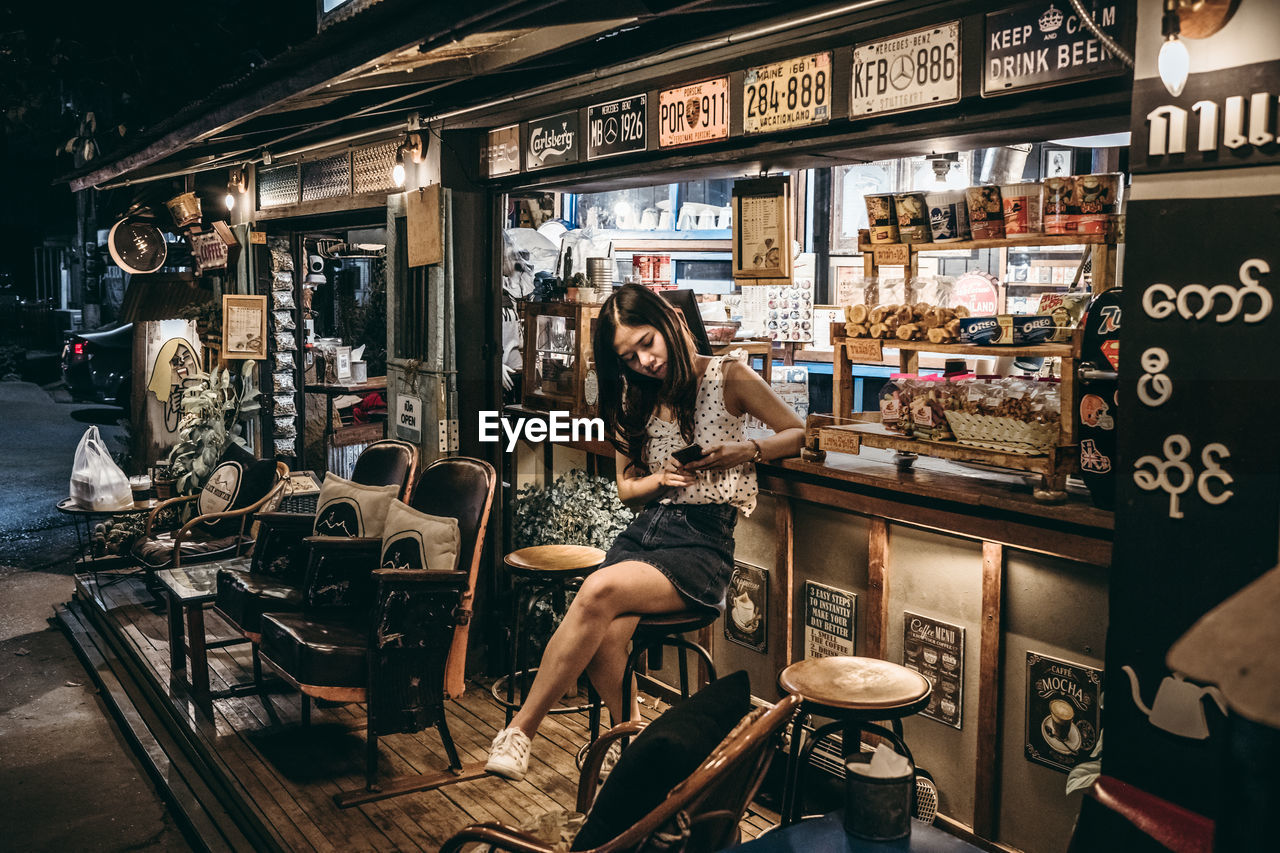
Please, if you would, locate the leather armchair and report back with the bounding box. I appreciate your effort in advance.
[214,439,417,648]
[258,456,497,805]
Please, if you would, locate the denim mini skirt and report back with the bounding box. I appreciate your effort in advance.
[602,502,738,612]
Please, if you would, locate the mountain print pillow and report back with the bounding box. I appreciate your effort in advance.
[380,500,460,572]
[312,473,400,538]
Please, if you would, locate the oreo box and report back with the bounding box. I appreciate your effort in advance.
[1013,314,1054,344]
[957,316,1000,344]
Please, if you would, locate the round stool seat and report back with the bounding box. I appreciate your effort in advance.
[779,656,931,717]
[634,608,719,634]
[504,544,606,577]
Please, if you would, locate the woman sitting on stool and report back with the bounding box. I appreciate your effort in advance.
[487,283,804,780]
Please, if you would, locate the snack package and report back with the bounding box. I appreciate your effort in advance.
[273,310,296,330]
[274,350,295,370]
[878,375,911,431]
[273,421,298,439]
[1036,292,1091,342]
[274,331,297,352]
[273,394,298,417]
[273,371,296,393]
[272,290,296,310]
[272,270,294,290]
[274,437,296,457]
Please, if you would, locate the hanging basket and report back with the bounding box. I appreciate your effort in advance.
[166,192,202,228]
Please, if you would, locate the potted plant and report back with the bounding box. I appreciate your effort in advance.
[150,462,179,501]
[512,469,632,550]
[166,361,257,494]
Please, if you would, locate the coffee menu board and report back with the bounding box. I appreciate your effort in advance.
[803,580,855,659]
[903,611,964,729]
[1025,652,1101,772]
[732,176,793,280]
[982,1,1130,97]
[658,77,729,148]
[486,124,520,177]
[724,563,768,652]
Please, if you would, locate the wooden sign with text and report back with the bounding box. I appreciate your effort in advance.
[845,337,884,362]
[873,244,911,266]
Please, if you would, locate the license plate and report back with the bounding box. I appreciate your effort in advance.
[743,52,832,135]
[852,22,961,119]
[659,77,729,148]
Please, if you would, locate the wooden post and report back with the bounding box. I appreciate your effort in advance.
[974,541,1005,839]
[866,518,890,659]
[775,497,796,668]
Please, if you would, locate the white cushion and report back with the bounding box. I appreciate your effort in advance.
[312,472,400,538]
[380,499,461,572]
[199,461,243,518]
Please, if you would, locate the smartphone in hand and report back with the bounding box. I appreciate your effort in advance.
[672,443,705,465]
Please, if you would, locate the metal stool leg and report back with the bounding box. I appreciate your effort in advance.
[780,711,809,827]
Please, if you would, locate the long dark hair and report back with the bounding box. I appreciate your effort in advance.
[593,283,698,470]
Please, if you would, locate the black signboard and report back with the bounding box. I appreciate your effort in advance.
[1102,193,1280,816]
[525,111,580,171]
[1131,58,1280,175]
[983,1,1129,97]
[1025,652,1101,772]
[903,611,964,728]
[724,563,767,652]
[587,95,647,160]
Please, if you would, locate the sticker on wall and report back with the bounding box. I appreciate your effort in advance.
[724,563,768,652]
[1025,652,1102,772]
[804,580,855,659]
[147,337,199,433]
[904,611,965,729]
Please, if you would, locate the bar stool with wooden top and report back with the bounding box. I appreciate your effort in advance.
[497,544,607,726]
[777,655,932,826]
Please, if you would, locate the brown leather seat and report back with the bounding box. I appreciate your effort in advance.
[214,439,418,644]
[258,456,497,804]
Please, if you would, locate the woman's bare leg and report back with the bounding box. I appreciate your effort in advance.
[586,614,642,726]
[509,561,684,737]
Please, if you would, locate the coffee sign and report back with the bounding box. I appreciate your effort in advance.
[587,95,647,160]
[1025,652,1101,772]
[983,1,1128,96]
[904,611,965,729]
[658,77,729,148]
[525,111,580,171]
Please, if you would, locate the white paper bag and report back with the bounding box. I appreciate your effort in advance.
[69,426,133,511]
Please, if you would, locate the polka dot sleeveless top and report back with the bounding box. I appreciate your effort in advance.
[645,355,758,516]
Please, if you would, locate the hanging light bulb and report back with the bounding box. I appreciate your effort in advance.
[392,158,406,187]
[225,190,236,211]
[225,165,248,212]
[392,130,425,189]
[1158,1,1190,98]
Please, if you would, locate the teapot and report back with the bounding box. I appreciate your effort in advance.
[1122,665,1227,740]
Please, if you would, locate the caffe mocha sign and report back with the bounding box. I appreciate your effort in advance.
[525,111,580,171]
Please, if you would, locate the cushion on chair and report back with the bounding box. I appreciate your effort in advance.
[199,461,243,518]
[132,531,251,570]
[259,612,368,690]
[201,457,280,536]
[215,569,305,637]
[380,499,461,572]
[313,473,399,538]
[570,670,751,851]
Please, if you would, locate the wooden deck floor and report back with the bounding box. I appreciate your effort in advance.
[66,570,779,852]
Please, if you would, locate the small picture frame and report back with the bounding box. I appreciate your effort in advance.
[335,346,353,382]
[1041,146,1073,180]
[221,294,267,360]
[732,176,793,280]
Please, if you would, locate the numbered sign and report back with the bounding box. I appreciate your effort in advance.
[658,77,729,149]
[587,95,647,160]
[743,52,831,135]
[852,22,961,118]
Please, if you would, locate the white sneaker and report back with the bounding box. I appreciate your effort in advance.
[486,727,531,781]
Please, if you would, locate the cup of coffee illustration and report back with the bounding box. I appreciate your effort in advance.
[923,648,939,666]
[1049,698,1075,740]
[940,698,957,718]
[941,652,958,671]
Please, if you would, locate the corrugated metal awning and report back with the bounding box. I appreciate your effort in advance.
[120,274,214,323]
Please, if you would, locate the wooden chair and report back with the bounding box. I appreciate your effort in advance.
[131,458,288,574]
[257,456,497,807]
[440,693,802,853]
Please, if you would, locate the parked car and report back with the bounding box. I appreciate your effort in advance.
[62,322,133,405]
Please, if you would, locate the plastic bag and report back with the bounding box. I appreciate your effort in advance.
[69,426,133,511]
[273,371,296,393]
[274,331,297,352]
[272,270,293,290]
[274,350,295,370]
[273,290,296,310]
[273,394,298,417]
[273,310,296,330]
[274,438,296,457]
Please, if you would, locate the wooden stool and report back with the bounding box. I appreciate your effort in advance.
[777,656,932,826]
[496,545,606,726]
[588,608,719,741]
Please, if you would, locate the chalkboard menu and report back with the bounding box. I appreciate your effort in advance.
[982,0,1129,97]
[903,611,964,728]
[1104,193,1280,813]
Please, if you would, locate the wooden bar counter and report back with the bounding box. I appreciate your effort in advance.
[509,430,1111,853]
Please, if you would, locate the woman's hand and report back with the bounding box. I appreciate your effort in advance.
[683,441,756,471]
[655,456,698,489]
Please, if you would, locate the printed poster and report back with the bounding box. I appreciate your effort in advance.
[1026,652,1102,772]
[903,611,965,728]
[724,563,768,652]
[804,581,855,659]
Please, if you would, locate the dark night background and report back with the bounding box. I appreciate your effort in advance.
[0,1,312,299]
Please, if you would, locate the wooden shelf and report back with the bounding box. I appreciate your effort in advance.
[875,338,1076,359]
[857,226,1118,255]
